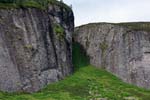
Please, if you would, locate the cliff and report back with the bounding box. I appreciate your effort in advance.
[74,23,150,89]
[0,1,74,92]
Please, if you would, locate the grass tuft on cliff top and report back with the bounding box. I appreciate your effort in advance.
[0,0,71,10]
[77,22,150,32]
[117,22,150,32]
[0,42,150,100]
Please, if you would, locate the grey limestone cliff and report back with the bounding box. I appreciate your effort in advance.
[0,4,74,92]
[74,23,150,89]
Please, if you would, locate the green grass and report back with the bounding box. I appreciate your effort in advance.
[0,0,71,10]
[0,3,17,9]
[117,22,150,32]
[77,22,150,32]
[54,24,65,40]
[20,0,43,9]
[0,42,150,100]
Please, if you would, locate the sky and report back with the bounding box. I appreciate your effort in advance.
[63,0,150,26]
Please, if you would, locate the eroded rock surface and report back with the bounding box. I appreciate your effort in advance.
[0,4,74,92]
[74,23,150,89]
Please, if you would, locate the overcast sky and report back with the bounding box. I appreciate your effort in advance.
[63,0,150,26]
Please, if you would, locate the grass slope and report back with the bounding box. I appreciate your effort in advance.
[0,42,150,100]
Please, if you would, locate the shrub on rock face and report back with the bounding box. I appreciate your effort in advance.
[54,24,65,40]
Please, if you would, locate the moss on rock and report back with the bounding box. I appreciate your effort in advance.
[54,24,65,40]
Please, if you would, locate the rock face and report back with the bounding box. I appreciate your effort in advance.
[74,23,150,89]
[0,4,74,92]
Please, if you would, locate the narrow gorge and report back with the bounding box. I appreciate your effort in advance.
[0,1,150,99]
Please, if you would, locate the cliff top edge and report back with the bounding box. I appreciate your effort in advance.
[0,0,71,11]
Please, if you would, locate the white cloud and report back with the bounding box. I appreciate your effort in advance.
[63,0,150,26]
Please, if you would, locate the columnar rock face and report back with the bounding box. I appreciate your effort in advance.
[74,23,150,89]
[0,4,74,92]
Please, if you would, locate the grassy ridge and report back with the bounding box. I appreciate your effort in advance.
[0,0,71,10]
[0,42,150,100]
[77,22,150,32]
[117,22,150,32]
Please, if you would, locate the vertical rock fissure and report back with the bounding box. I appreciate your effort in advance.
[47,17,59,69]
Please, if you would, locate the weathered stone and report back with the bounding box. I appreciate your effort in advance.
[0,4,74,93]
[74,23,150,89]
